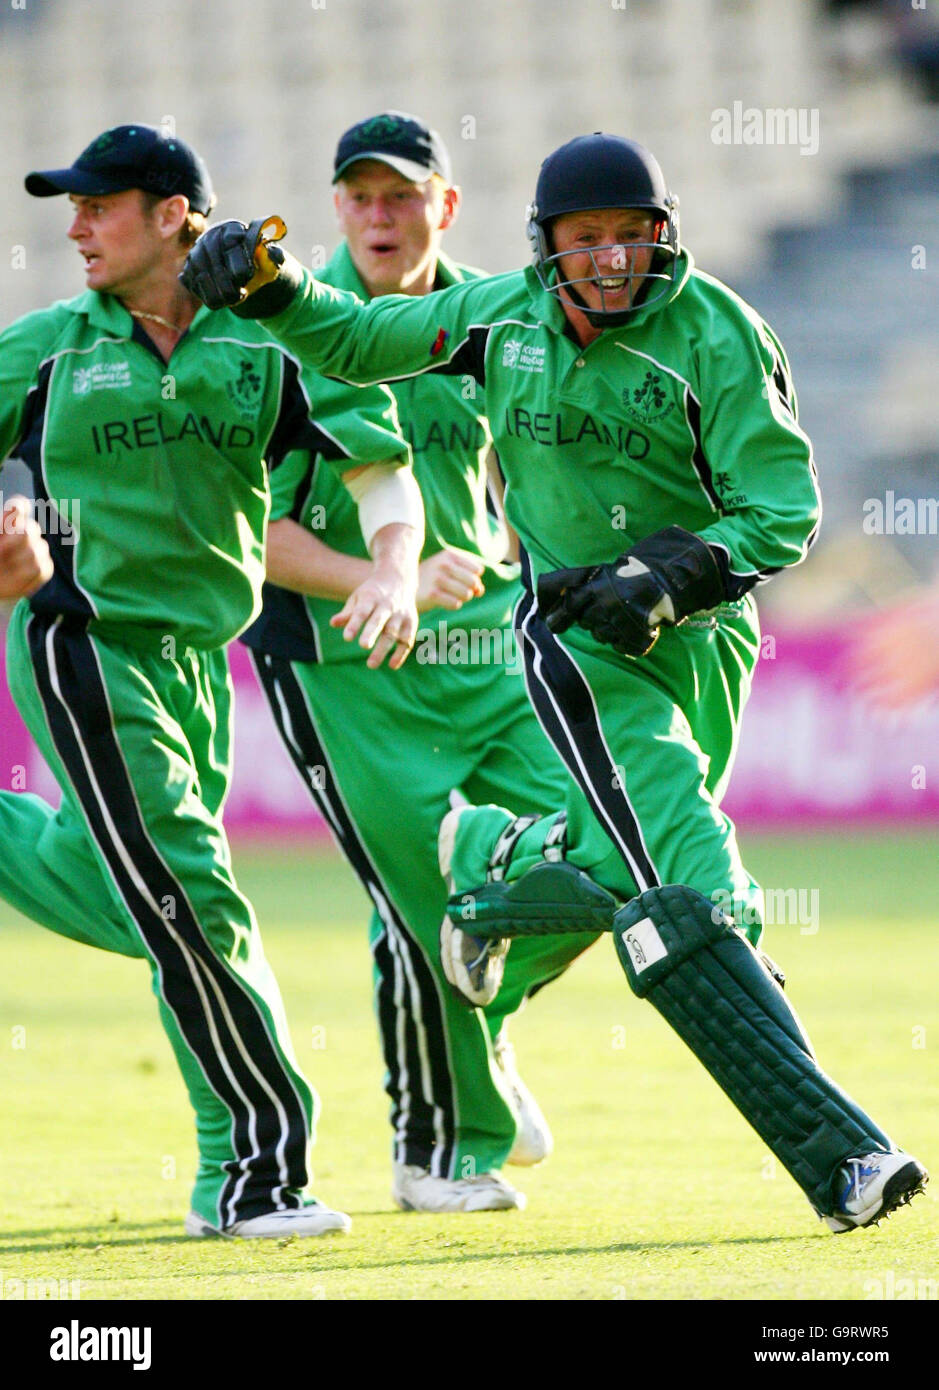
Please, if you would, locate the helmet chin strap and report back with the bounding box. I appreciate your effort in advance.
[563,278,645,330]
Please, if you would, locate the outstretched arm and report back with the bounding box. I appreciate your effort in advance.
[181,219,490,387]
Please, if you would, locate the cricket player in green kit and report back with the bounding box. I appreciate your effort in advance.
[242,113,596,1211]
[184,131,928,1233]
[0,125,424,1238]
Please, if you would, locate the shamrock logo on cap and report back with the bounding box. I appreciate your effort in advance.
[89,130,118,155]
[360,115,408,144]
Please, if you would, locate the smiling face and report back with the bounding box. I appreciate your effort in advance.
[67,189,186,298]
[334,159,460,298]
[550,207,659,323]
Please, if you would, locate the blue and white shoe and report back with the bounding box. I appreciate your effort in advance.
[824,1150,927,1232]
[438,806,511,1007]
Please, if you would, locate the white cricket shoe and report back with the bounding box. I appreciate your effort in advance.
[438,806,510,1007]
[392,1162,525,1213]
[494,1031,553,1167]
[185,1201,351,1239]
[824,1150,927,1233]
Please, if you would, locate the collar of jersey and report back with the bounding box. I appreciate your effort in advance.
[525,248,694,339]
[322,242,475,300]
[66,289,212,338]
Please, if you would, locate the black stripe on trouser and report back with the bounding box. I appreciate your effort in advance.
[514,585,660,895]
[251,651,457,1176]
[28,615,309,1226]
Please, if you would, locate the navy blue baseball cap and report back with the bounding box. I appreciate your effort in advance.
[333,111,452,185]
[25,124,214,215]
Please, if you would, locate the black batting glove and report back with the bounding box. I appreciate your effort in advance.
[537,526,726,658]
[180,219,270,309]
[537,563,599,630]
[181,219,301,317]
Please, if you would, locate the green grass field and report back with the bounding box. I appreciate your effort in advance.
[0,831,936,1301]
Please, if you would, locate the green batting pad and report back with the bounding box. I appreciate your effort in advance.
[613,886,892,1214]
[446,860,617,940]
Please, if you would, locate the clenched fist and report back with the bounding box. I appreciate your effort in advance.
[181,218,302,318]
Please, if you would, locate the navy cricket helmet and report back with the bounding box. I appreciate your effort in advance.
[526,134,680,327]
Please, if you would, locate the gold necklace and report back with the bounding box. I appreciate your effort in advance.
[129,308,187,334]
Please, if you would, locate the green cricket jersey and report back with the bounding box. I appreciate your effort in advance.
[260,251,820,600]
[244,243,521,664]
[0,291,408,651]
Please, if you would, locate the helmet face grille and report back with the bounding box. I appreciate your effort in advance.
[526,135,680,327]
[532,240,679,328]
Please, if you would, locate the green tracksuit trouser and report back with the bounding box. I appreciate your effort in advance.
[0,602,315,1228]
[250,641,598,1177]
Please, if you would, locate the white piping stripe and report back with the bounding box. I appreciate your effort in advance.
[42,620,258,1223]
[35,334,133,367]
[289,665,452,1170]
[264,667,418,1160]
[27,619,238,1225]
[261,656,451,1173]
[613,341,692,389]
[45,620,308,1225]
[388,919,413,1159]
[201,336,309,352]
[81,634,309,1217]
[383,894,447,1174]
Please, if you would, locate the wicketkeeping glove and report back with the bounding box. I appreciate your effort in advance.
[537,526,726,657]
[180,215,302,317]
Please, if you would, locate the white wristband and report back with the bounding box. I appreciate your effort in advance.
[345,463,425,551]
